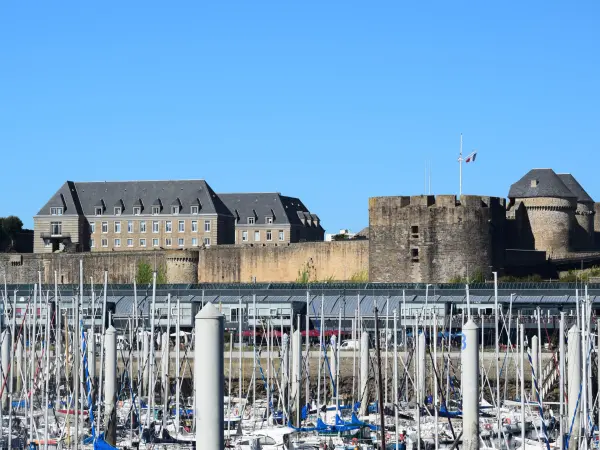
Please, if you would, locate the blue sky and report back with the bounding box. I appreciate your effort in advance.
[1,2,598,232]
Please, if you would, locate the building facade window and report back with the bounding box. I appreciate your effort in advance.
[90,239,95,248]
[114,207,122,216]
[242,231,248,242]
[165,221,172,233]
[178,220,185,232]
[204,237,211,246]
[248,217,255,225]
[50,207,63,215]
[266,230,272,241]
[114,221,121,233]
[102,222,108,233]
[191,205,199,214]
[152,206,160,215]
[133,207,141,216]
[140,238,146,247]
[204,220,211,232]
[101,238,108,247]
[191,237,198,246]
[191,220,198,232]
[114,238,121,247]
[152,238,159,247]
[266,216,273,224]
[254,230,260,242]
[279,230,284,241]
[50,222,62,236]
[165,238,172,247]
[127,238,133,247]
[140,221,147,233]
[128,221,133,233]
[95,207,103,216]
[44,239,52,248]
[152,221,159,233]
[178,238,184,247]
[171,205,179,215]
[90,222,95,233]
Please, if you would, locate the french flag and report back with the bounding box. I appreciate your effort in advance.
[465,151,477,163]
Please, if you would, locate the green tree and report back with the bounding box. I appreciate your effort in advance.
[136,261,167,284]
[0,216,24,251]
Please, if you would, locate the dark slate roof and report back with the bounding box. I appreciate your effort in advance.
[38,180,232,216]
[37,181,83,215]
[218,193,316,226]
[508,169,576,199]
[557,174,594,203]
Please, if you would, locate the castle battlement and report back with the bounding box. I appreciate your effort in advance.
[369,194,506,210]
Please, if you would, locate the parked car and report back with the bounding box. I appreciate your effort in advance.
[339,340,360,350]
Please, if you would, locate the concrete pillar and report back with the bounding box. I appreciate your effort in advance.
[104,326,117,446]
[87,329,96,379]
[290,329,302,426]
[329,335,337,395]
[417,331,426,404]
[1,329,10,409]
[359,331,370,416]
[531,335,539,399]
[461,320,479,450]
[194,303,224,450]
[568,325,581,449]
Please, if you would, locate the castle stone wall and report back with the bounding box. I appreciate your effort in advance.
[197,241,368,282]
[1,242,368,284]
[0,251,171,285]
[518,197,575,257]
[369,195,505,283]
[573,202,595,250]
[166,252,200,283]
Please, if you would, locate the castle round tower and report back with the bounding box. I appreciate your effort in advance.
[369,194,506,283]
[508,169,576,257]
[557,173,595,250]
[165,250,199,283]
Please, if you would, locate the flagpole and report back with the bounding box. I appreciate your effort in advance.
[458,133,463,196]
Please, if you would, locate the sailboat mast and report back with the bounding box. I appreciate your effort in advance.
[374,307,386,450]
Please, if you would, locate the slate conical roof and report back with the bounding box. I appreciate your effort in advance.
[508,169,576,199]
[557,174,594,203]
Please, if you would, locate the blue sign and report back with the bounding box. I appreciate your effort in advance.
[461,333,467,350]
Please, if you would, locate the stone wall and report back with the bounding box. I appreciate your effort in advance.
[573,201,595,250]
[595,203,600,249]
[0,242,368,284]
[369,195,506,283]
[197,241,369,283]
[517,197,575,258]
[0,251,172,284]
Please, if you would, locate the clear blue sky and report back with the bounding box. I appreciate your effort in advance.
[1,2,598,232]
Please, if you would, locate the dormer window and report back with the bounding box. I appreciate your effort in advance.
[171,205,180,215]
[191,205,199,215]
[95,207,103,216]
[133,207,141,216]
[50,207,63,216]
[152,206,160,215]
[266,216,273,224]
[114,207,122,216]
[531,179,539,188]
[248,217,255,225]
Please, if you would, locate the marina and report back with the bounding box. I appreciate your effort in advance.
[0,267,599,449]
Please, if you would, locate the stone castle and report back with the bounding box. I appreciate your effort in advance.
[369,168,600,282]
[4,168,600,285]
